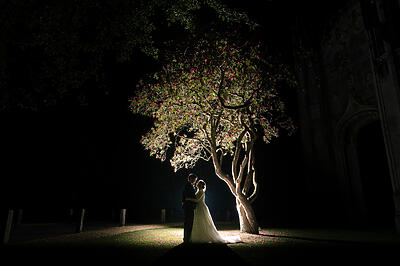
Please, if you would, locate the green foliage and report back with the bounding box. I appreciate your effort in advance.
[0,0,255,111]
[130,36,296,172]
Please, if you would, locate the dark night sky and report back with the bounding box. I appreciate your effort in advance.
[1,0,325,224]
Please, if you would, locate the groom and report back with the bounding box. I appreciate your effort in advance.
[182,173,198,243]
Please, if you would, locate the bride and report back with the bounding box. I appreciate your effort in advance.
[186,180,240,243]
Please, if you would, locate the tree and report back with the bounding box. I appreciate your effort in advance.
[130,36,296,234]
[0,0,256,111]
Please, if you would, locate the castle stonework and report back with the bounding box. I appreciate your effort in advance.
[293,0,400,231]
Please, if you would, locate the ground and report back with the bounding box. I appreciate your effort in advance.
[2,223,400,266]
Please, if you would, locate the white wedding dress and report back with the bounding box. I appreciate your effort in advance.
[190,188,241,244]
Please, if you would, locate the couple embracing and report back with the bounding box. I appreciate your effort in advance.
[182,173,240,244]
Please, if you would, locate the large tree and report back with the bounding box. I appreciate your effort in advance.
[130,36,296,234]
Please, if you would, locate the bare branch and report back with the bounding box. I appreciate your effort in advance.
[236,142,249,193]
[247,171,259,203]
[232,128,246,182]
[242,147,253,195]
[199,153,212,162]
[242,170,253,196]
[236,134,256,193]
[202,117,212,144]
[247,149,259,203]
[210,144,236,196]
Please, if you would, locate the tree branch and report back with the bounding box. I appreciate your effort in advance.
[216,69,255,110]
[236,143,249,193]
[232,128,246,182]
[247,149,259,203]
[236,134,256,194]
[242,146,254,196]
[176,131,212,154]
[219,150,224,167]
[211,143,236,196]
[207,113,236,195]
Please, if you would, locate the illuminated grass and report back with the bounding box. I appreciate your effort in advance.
[104,227,244,248]
[110,228,183,248]
[96,226,324,251]
[5,225,400,266]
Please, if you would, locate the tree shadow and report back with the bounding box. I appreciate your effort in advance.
[258,233,357,244]
[152,243,250,266]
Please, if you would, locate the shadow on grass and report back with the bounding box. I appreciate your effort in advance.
[3,239,400,266]
[258,233,362,244]
[2,243,168,266]
[2,242,248,266]
[153,243,250,266]
[232,240,400,266]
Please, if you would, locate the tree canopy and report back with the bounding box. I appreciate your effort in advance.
[130,36,296,173]
[0,0,256,111]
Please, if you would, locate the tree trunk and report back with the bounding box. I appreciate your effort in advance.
[210,124,259,234]
[211,156,260,234]
[236,196,259,234]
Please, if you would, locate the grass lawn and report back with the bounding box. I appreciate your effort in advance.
[2,223,400,266]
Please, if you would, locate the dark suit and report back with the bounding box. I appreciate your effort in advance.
[182,181,196,243]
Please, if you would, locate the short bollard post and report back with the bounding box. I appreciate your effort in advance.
[120,209,126,227]
[76,208,85,233]
[161,209,166,224]
[3,209,14,244]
